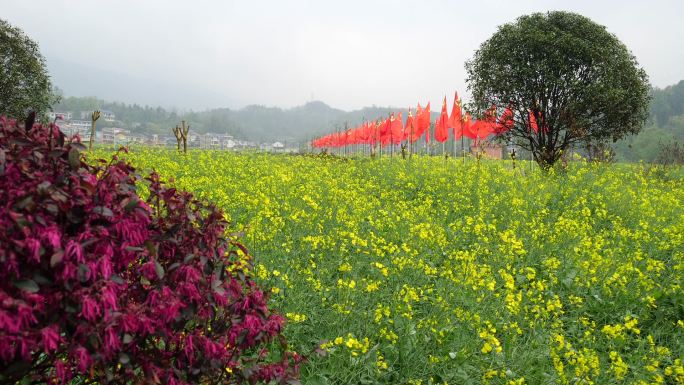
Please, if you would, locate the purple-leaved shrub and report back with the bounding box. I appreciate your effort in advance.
[0,116,301,384]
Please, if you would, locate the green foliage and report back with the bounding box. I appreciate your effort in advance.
[466,11,650,168]
[612,82,684,161]
[99,150,684,385]
[0,19,58,120]
[649,80,684,127]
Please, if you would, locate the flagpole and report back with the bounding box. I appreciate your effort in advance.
[378,120,382,160]
[389,113,394,159]
[425,123,430,156]
[344,122,348,158]
[409,109,414,160]
[462,135,465,165]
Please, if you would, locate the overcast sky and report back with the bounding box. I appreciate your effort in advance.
[3,0,683,111]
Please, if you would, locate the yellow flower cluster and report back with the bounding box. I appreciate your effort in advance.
[320,333,370,357]
[97,149,684,385]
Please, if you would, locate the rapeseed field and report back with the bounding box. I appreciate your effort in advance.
[96,149,684,385]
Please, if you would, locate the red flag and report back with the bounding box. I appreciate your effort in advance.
[421,102,431,143]
[434,96,449,143]
[484,105,498,134]
[379,117,392,146]
[413,104,425,142]
[371,120,381,145]
[418,103,431,132]
[449,92,463,139]
[363,122,374,143]
[472,120,493,139]
[496,106,514,134]
[462,113,476,139]
[529,110,539,133]
[405,109,415,142]
[413,102,430,142]
[390,112,404,144]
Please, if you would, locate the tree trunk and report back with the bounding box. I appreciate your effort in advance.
[535,147,562,170]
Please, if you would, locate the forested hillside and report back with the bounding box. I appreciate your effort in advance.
[614,80,684,161]
[53,96,415,142]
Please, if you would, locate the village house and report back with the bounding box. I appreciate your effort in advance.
[79,110,116,122]
[235,140,257,150]
[100,127,130,145]
[199,133,235,150]
[59,121,91,142]
[47,111,72,121]
[100,110,116,122]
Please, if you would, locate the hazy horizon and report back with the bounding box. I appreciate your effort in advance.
[3,0,683,111]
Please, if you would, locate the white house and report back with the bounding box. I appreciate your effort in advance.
[47,111,72,121]
[101,110,116,122]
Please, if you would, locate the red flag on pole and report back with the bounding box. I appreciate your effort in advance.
[449,92,463,139]
[380,117,395,146]
[405,109,415,142]
[463,112,476,139]
[422,102,431,144]
[495,106,514,134]
[472,120,493,139]
[529,110,539,133]
[418,103,431,133]
[434,96,449,143]
[390,112,404,144]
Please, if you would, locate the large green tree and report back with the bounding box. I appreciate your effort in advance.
[0,19,56,120]
[466,11,650,168]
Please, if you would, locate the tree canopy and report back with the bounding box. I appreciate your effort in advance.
[0,19,56,120]
[466,11,650,168]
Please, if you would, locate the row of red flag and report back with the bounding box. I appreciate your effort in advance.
[312,92,545,148]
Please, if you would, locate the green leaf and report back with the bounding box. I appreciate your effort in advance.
[123,198,139,212]
[123,334,133,344]
[93,206,114,217]
[168,262,181,272]
[154,260,165,279]
[14,195,34,210]
[14,279,39,293]
[33,272,51,285]
[50,250,64,267]
[78,263,90,282]
[144,240,157,257]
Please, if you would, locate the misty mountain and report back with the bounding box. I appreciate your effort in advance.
[53,96,432,143]
[47,56,244,111]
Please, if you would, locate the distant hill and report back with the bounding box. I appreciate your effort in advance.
[614,80,684,162]
[52,96,434,143]
[47,57,242,111]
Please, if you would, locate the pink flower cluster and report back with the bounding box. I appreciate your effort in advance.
[0,116,301,384]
